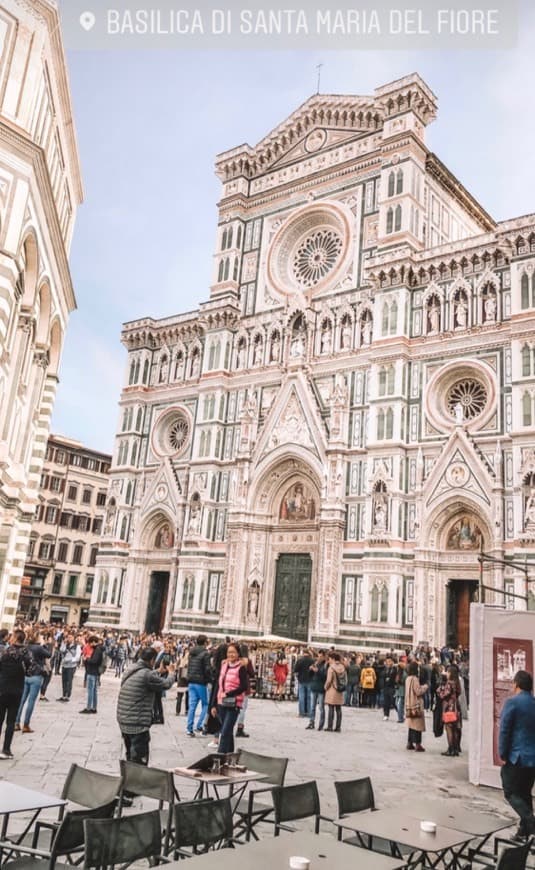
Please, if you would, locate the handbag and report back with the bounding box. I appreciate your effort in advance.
[221,696,237,709]
[406,704,423,719]
[442,710,458,724]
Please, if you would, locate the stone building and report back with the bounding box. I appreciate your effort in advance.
[18,435,110,625]
[0,1,83,626]
[89,73,535,650]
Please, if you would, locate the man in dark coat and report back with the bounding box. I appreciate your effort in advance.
[186,635,212,737]
[116,647,175,765]
[0,630,33,759]
[499,669,535,841]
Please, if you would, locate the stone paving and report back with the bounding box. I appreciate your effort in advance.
[0,665,512,838]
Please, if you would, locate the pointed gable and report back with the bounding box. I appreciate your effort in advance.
[423,428,494,509]
[253,372,327,464]
[139,457,182,518]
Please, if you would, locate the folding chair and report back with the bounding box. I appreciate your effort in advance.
[234,749,289,841]
[334,777,376,843]
[61,763,122,816]
[117,761,179,855]
[83,810,167,870]
[271,781,321,836]
[172,797,234,858]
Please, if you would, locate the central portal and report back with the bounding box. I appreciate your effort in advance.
[272,553,312,642]
[446,579,478,648]
[145,571,170,634]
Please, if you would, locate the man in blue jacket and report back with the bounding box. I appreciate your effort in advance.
[498,669,535,841]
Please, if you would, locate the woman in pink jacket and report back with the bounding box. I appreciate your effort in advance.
[210,642,248,753]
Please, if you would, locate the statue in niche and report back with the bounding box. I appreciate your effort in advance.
[187,502,201,536]
[320,322,332,354]
[270,333,280,362]
[341,318,352,349]
[190,352,200,378]
[175,353,185,379]
[454,296,468,329]
[159,356,169,383]
[484,294,497,323]
[290,327,306,358]
[525,489,535,527]
[428,300,440,334]
[247,582,260,620]
[236,342,246,369]
[253,340,263,366]
[104,500,116,535]
[373,493,387,531]
[361,314,372,346]
[155,523,173,549]
[279,482,316,521]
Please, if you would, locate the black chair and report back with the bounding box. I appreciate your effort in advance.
[61,763,122,816]
[271,781,321,836]
[172,797,234,857]
[0,801,117,870]
[234,749,289,841]
[472,836,533,869]
[118,761,179,854]
[83,810,167,870]
[334,777,376,842]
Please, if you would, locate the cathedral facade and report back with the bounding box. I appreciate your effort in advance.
[0,0,82,627]
[89,73,535,650]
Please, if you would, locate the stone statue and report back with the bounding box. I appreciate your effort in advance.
[361,317,372,346]
[484,295,497,323]
[455,297,467,328]
[175,354,185,379]
[428,301,440,334]
[247,584,259,619]
[159,356,169,383]
[190,353,200,378]
[253,340,263,366]
[290,329,305,358]
[270,334,280,362]
[341,320,352,349]
[525,489,535,527]
[237,343,246,369]
[187,504,201,536]
[373,495,387,531]
[320,324,332,354]
[104,501,116,536]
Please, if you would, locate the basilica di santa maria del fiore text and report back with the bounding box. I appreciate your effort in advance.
[89,73,535,650]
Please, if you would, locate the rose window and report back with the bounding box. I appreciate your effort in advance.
[167,417,189,452]
[292,230,343,289]
[446,379,488,421]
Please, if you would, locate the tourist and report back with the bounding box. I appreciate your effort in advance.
[175,646,189,716]
[404,661,428,751]
[436,665,462,756]
[324,652,346,732]
[236,644,254,738]
[273,651,288,698]
[360,660,377,708]
[14,631,51,733]
[116,647,176,765]
[345,654,361,707]
[211,642,248,754]
[0,630,33,759]
[294,648,315,718]
[39,632,54,701]
[186,634,212,737]
[307,649,327,730]
[382,655,397,721]
[394,658,407,723]
[498,670,535,841]
[79,635,104,714]
[57,632,81,702]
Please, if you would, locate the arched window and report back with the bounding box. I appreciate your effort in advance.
[387,365,395,394]
[127,408,133,430]
[390,300,398,333]
[199,431,206,456]
[382,304,389,336]
[136,407,142,430]
[228,227,233,249]
[130,441,137,465]
[134,358,140,383]
[387,171,395,198]
[218,259,225,282]
[522,345,532,377]
[378,368,386,396]
[386,208,393,234]
[394,205,402,232]
[208,395,216,417]
[142,359,149,384]
[521,273,529,309]
[396,169,403,195]
[371,585,380,621]
[122,409,128,432]
[223,258,230,281]
[236,225,242,249]
[128,360,135,385]
[371,582,388,622]
[523,393,532,427]
[222,228,228,250]
[377,409,385,440]
[532,273,535,307]
[126,481,132,504]
[386,407,394,439]
[120,516,128,540]
[233,257,239,282]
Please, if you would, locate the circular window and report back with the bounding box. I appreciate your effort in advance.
[267,202,352,298]
[424,359,496,433]
[446,379,488,421]
[293,229,343,289]
[152,407,191,458]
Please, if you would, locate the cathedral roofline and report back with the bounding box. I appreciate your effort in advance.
[425,152,495,232]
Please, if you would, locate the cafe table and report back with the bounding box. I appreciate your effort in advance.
[401,799,513,863]
[0,781,66,857]
[334,808,476,869]
[162,831,408,869]
[173,766,268,806]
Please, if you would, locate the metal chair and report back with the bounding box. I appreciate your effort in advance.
[472,836,533,869]
[117,761,179,854]
[61,763,122,815]
[0,801,117,870]
[83,810,166,870]
[334,777,376,843]
[172,797,234,857]
[271,781,321,836]
[495,838,533,869]
[234,749,289,841]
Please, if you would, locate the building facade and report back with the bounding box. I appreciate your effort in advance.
[0,1,83,626]
[90,74,535,649]
[18,435,110,625]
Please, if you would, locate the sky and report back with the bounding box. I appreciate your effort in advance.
[50,1,535,454]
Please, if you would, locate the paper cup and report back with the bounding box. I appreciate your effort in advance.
[420,820,437,834]
[289,858,310,870]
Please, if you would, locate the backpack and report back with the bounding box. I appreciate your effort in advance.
[98,650,108,675]
[335,668,348,692]
[362,668,375,689]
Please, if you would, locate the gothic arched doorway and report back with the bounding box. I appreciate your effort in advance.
[443,512,485,647]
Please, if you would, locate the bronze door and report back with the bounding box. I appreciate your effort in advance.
[272,554,312,642]
[446,579,478,647]
[145,571,170,634]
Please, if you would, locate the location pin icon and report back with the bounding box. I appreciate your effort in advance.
[79,11,96,31]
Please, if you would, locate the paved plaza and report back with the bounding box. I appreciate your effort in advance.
[0,668,511,830]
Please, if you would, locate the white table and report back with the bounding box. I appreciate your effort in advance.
[173,766,267,807]
[0,781,66,848]
[163,832,407,869]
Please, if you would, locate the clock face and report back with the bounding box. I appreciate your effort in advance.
[304,128,327,153]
